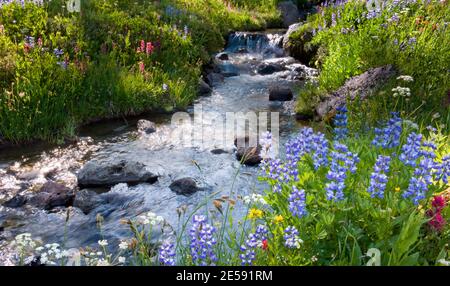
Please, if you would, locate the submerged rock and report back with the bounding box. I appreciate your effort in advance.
[315,65,396,120]
[169,178,200,196]
[277,1,300,28]
[234,136,262,166]
[28,182,75,210]
[211,148,229,155]
[269,87,294,101]
[3,195,27,208]
[217,52,229,61]
[73,189,103,215]
[256,63,285,75]
[137,119,156,134]
[77,159,158,188]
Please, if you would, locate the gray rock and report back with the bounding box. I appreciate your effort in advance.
[269,87,294,101]
[282,23,303,50]
[234,136,262,166]
[256,63,285,75]
[217,52,229,61]
[211,149,228,155]
[3,195,27,208]
[28,182,75,210]
[315,65,396,120]
[282,23,318,64]
[137,119,156,134]
[169,178,200,196]
[77,159,158,188]
[277,1,300,28]
[198,78,212,96]
[206,72,224,87]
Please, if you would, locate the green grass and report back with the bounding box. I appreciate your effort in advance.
[0,0,282,144]
[290,0,450,132]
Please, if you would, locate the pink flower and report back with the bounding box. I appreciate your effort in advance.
[428,211,446,232]
[37,37,43,47]
[139,61,145,74]
[140,40,145,52]
[432,196,446,211]
[146,42,154,55]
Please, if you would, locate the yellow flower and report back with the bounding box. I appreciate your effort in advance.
[274,215,284,224]
[248,208,263,219]
[395,187,401,192]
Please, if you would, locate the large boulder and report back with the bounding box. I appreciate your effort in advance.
[315,65,397,120]
[137,119,156,134]
[206,72,224,87]
[169,178,200,196]
[77,159,158,188]
[28,182,75,210]
[283,23,318,65]
[3,195,27,208]
[234,136,262,166]
[277,1,300,28]
[269,87,294,101]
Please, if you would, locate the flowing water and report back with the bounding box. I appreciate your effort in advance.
[0,31,316,264]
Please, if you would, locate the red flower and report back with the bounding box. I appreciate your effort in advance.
[139,61,145,74]
[140,40,145,52]
[261,239,268,251]
[432,196,446,211]
[428,212,446,232]
[146,42,154,55]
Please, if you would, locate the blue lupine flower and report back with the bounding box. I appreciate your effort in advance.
[288,187,307,218]
[53,48,64,58]
[408,37,417,46]
[399,132,423,167]
[189,215,217,266]
[264,159,290,193]
[331,13,337,26]
[159,241,176,266]
[403,157,436,205]
[421,140,437,159]
[372,112,402,148]
[390,13,400,23]
[437,155,450,184]
[311,132,329,169]
[283,226,303,249]
[240,225,268,266]
[334,105,348,141]
[325,143,358,201]
[367,155,391,198]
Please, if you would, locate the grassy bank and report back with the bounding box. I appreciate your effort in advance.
[291,0,449,131]
[0,0,281,144]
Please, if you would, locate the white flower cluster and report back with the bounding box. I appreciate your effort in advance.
[397,75,414,82]
[242,193,267,205]
[392,86,411,98]
[137,211,164,225]
[10,233,37,264]
[35,243,70,265]
[259,131,276,160]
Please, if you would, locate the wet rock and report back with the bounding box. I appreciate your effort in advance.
[211,148,228,155]
[169,178,200,196]
[283,23,318,65]
[256,63,285,75]
[234,136,262,166]
[77,159,159,188]
[217,52,229,61]
[288,63,319,80]
[219,62,239,77]
[206,72,224,87]
[315,65,396,120]
[277,1,300,28]
[269,87,294,101]
[198,78,212,96]
[73,190,103,215]
[237,47,248,54]
[137,119,156,134]
[3,195,27,208]
[29,182,75,210]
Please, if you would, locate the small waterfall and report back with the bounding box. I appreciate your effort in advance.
[226,32,284,56]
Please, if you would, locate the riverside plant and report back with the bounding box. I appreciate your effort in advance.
[7,107,450,266]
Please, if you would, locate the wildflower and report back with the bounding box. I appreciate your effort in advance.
[242,194,267,205]
[334,105,348,141]
[189,215,217,266]
[372,112,402,148]
[390,13,400,23]
[427,210,446,232]
[288,187,307,218]
[118,256,126,264]
[261,240,268,251]
[436,155,450,184]
[431,196,446,212]
[53,48,64,58]
[96,259,110,266]
[331,13,337,26]
[118,241,128,250]
[395,187,401,192]
[162,83,168,91]
[403,157,436,204]
[399,132,422,167]
[283,226,303,249]
[159,241,176,266]
[140,40,145,52]
[274,215,284,224]
[408,37,417,46]
[137,212,164,225]
[98,240,108,247]
[240,224,268,266]
[139,61,145,74]
[311,132,329,169]
[248,208,264,219]
[367,155,391,198]
[259,131,275,161]
[146,42,154,55]
[397,75,414,82]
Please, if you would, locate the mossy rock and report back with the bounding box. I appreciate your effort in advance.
[283,23,319,66]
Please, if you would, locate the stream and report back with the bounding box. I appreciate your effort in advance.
[0,30,318,264]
